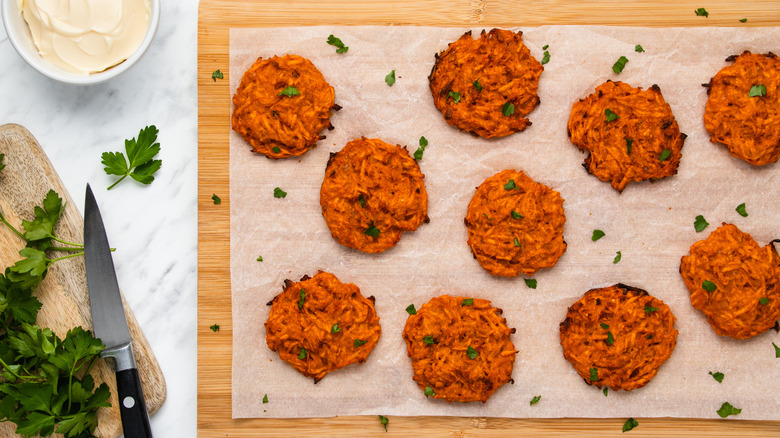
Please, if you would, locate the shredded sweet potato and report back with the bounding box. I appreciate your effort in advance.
[560,284,678,391]
[428,29,543,138]
[703,51,780,165]
[568,81,686,192]
[465,169,566,277]
[265,271,381,382]
[320,137,428,253]
[680,223,780,339]
[232,54,337,158]
[403,295,517,403]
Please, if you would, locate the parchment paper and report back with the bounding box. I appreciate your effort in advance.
[229,26,780,420]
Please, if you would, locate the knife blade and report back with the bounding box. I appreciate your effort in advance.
[84,184,153,438]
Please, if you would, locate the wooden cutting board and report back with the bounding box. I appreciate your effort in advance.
[197,1,780,436]
[0,124,166,437]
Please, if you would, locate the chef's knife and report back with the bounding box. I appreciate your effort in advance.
[84,184,153,438]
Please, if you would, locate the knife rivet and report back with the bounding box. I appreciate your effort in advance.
[123,396,136,409]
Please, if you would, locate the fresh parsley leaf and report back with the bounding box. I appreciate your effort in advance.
[378,415,389,432]
[22,190,63,243]
[419,136,428,147]
[406,304,417,315]
[622,417,639,432]
[600,323,609,329]
[645,305,659,314]
[504,179,517,190]
[502,102,515,116]
[774,342,780,358]
[473,79,482,91]
[739,18,747,22]
[709,371,724,383]
[606,331,615,345]
[612,56,629,74]
[263,394,269,403]
[211,70,223,81]
[542,44,549,50]
[702,280,717,292]
[385,70,396,86]
[541,50,551,65]
[327,34,349,53]
[514,237,521,247]
[273,187,287,198]
[603,387,608,396]
[102,125,162,190]
[354,339,367,347]
[272,146,281,153]
[592,229,605,241]
[358,194,366,208]
[626,138,634,154]
[695,7,709,17]
[716,402,741,418]
[605,108,619,122]
[613,251,622,264]
[466,346,478,359]
[760,297,769,305]
[210,324,220,332]
[530,395,541,405]
[365,222,381,237]
[424,386,435,397]
[512,211,523,219]
[212,194,221,204]
[635,45,645,53]
[524,278,537,289]
[423,335,434,345]
[331,324,341,333]
[298,348,307,359]
[298,289,306,309]
[694,215,709,232]
[659,149,671,162]
[414,136,428,160]
[589,368,598,381]
[749,84,767,97]
[278,86,301,97]
[257,255,263,262]
[462,298,473,306]
[736,203,748,217]
[0,153,5,172]
[447,90,461,103]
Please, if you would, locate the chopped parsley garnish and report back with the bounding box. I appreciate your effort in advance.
[298,289,306,309]
[716,402,741,418]
[702,280,717,292]
[542,44,549,50]
[694,215,709,232]
[327,34,349,53]
[504,179,517,190]
[612,56,629,74]
[424,386,435,397]
[605,108,619,122]
[473,79,483,91]
[749,84,767,97]
[210,324,220,332]
[760,297,769,305]
[530,395,542,405]
[385,70,396,86]
[271,110,279,117]
[626,138,633,154]
[600,323,609,329]
[622,418,639,432]
[378,415,389,432]
[278,86,301,97]
[524,278,537,289]
[0,154,4,172]
[644,305,659,314]
[646,335,653,339]
[709,371,724,383]
[273,187,287,198]
[331,324,341,333]
[603,387,609,396]
[212,194,221,204]
[606,331,615,345]
[299,348,307,359]
[739,18,748,22]
[263,394,269,403]
[257,255,263,262]
[695,7,709,17]
[514,237,521,247]
[502,102,515,116]
[466,346,478,359]
[589,368,598,381]
[423,335,434,345]
[354,339,367,347]
[613,251,622,264]
[541,50,551,65]
[659,149,671,162]
[736,203,748,217]
[212,69,223,81]
[592,229,605,241]
[448,90,461,103]
[414,136,428,160]
[462,298,474,306]
[635,45,645,53]
[365,222,381,237]
[512,211,523,219]
[774,342,780,358]
[272,146,281,153]
[359,194,366,208]
[483,213,493,220]
[406,304,417,315]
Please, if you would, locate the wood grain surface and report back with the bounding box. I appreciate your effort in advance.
[0,124,166,438]
[197,1,780,436]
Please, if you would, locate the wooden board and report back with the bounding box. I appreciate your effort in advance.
[0,124,166,437]
[197,1,780,436]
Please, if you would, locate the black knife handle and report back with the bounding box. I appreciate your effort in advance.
[116,368,153,438]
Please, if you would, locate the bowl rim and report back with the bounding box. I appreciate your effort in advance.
[2,0,160,85]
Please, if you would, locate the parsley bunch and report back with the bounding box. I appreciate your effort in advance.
[0,189,110,437]
[101,126,162,190]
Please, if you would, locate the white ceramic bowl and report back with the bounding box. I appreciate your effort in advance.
[2,0,160,85]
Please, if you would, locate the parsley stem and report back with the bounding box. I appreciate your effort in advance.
[0,214,25,241]
[106,175,128,191]
[50,252,85,263]
[49,246,85,252]
[0,356,42,382]
[50,236,84,248]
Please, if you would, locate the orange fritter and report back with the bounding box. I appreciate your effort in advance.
[465,169,566,277]
[560,284,678,391]
[232,54,337,159]
[403,295,517,403]
[703,51,780,165]
[679,223,780,339]
[320,137,428,254]
[265,271,381,382]
[568,81,686,192]
[428,28,543,138]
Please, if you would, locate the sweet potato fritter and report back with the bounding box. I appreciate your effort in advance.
[465,169,566,277]
[232,54,336,159]
[428,29,543,138]
[680,223,780,339]
[320,137,428,253]
[265,271,381,382]
[403,295,517,403]
[568,81,686,192]
[560,284,678,391]
[704,51,780,165]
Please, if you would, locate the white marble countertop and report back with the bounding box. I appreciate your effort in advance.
[0,2,197,437]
